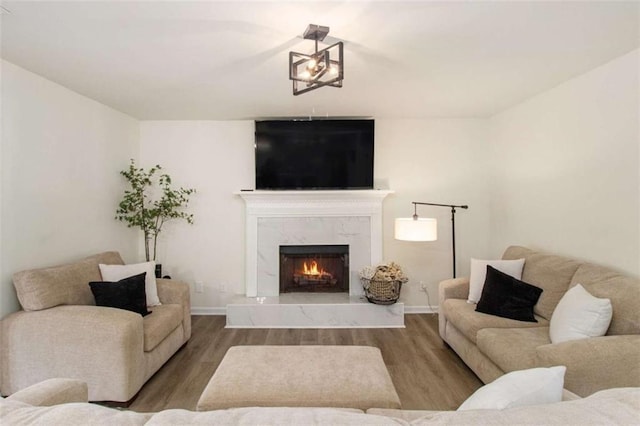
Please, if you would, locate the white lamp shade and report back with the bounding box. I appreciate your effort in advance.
[395,217,438,241]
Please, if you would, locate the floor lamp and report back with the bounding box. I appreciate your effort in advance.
[395,202,469,278]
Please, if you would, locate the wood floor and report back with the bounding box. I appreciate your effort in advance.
[128,314,482,412]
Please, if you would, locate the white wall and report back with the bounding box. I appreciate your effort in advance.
[6,48,635,316]
[0,61,140,317]
[489,50,639,276]
[377,119,491,307]
[140,119,492,310]
[139,121,254,310]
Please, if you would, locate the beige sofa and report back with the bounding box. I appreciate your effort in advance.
[0,252,191,402]
[1,378,638,425]
[439,245,640,397]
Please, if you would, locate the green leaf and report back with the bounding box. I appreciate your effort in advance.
[115,159,195,261]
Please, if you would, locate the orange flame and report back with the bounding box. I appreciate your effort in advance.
[303,260,325,276]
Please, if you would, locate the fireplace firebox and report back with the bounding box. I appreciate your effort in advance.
[279,245,349,293]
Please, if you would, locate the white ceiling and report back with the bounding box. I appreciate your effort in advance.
[1,1,638,120]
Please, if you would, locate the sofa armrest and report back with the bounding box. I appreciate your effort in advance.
[536,335,640,397]
[439,277,470,302]
[6,378,88,406]
[562,389,581,401]
[1,305,144,401]
[156,278,189,304]
[156,278,191,342]
[438,277,470,339]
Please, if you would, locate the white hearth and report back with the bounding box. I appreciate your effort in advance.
[236,190,394,297]
[226,293,404,328]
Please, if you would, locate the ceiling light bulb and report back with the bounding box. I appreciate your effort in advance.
[300,70,311,80]
[307,59,317,69]
[329,66,338,76]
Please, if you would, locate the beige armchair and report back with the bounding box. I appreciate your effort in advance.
[0,252,191,402]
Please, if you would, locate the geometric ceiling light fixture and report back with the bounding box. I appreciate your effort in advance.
[289,24,344,96]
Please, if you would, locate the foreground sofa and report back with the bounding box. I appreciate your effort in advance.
[1,378,638,425]
[439,245,640,396]
[0,252,191,402]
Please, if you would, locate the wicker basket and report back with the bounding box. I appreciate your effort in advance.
[361,278,403,305]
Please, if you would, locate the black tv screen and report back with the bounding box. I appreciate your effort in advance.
[255,119,374,190]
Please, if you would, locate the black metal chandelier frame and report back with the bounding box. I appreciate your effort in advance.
[289,24,344,96]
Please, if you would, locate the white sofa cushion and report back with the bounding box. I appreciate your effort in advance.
[99,261,161,306]
[468,258,525,303]
[458,366,566,410]
[549,284,612,344]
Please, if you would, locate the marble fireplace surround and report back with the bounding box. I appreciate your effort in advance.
[237,190,394,298]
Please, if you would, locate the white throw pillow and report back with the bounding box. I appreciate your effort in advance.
[457,366,566,411]
[468,258,525,303]
[549,284,612,344]
[99,261,161,306]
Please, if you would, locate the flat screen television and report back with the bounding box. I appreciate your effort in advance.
[255,119,374,190]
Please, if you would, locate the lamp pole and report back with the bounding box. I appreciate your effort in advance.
[412,202,469,278]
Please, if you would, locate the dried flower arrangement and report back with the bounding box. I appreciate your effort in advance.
[359,262,409,283]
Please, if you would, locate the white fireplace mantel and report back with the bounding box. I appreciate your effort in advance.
[236,190,394,297]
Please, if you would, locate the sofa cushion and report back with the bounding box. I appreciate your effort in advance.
[475,266,542,322]
[89,272,151,317]
[13,252,124,311]
[570,263,640,336]
[147,407,397,425]
[468,258,525,303]
[442,299,548,344]
[99,261,161,307]
[477,327,551,373]
[6,378,88,406]
[457,366,565,411]
[0,398,152,425]
[549,284,612,343]
[503,246,581,320]
[405,388,640,425]
[143,304,183,352]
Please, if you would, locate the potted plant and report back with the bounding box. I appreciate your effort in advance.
[116,159,195,276]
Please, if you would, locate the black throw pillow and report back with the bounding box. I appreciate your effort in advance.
[475,265,543,322]
[89,272,151,317]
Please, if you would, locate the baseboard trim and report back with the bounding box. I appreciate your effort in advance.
[191,307,226,315]
[191,306,437,315]
[404,305,438,314]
